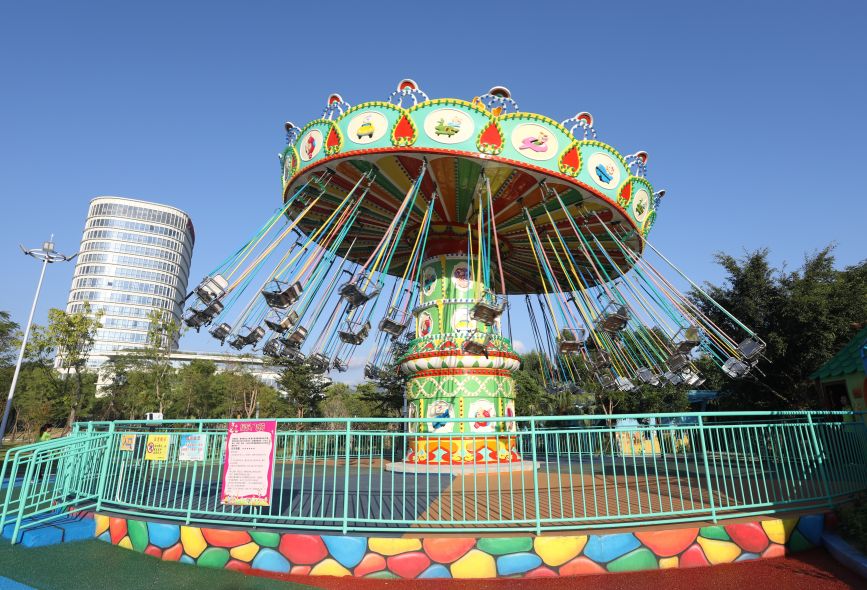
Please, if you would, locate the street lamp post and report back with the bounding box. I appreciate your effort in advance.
[0,238,76,444]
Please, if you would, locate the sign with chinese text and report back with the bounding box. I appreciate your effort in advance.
[178,433,207,461]
[119,434,136,452]
[144,434,170,461]
[220,421,276,506]
[117,434,135,452]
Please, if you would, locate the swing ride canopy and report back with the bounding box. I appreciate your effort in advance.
[279,82,656,292]
[183,80,764,396]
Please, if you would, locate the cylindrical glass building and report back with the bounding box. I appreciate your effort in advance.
[66,196,194,367]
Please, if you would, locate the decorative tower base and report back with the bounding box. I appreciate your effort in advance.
[389,255,534,472]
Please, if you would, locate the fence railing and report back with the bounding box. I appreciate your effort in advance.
[2,412,866,542]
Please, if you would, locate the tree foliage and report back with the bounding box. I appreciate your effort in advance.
[692,246,867,409]
[514,352,689,418]
[26,304,102,429]
[275,358,325,419]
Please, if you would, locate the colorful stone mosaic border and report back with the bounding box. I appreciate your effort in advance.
[92,513,826,579]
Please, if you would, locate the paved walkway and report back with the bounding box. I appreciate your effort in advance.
[0,539,860,589]
[267,549,863,589]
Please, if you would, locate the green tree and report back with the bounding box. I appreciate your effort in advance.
[319,383,382,420]
[122,310,182,414]
[359,340,410,416]
[10,366,59,440]
[275,359,324,419]
[692,246,867,409]
[213,371,278,419]
[27,304,102,429]
[93,357,139,420]
[0,311,19,366]
[170,360,218,418]
[0,311,21,422]
[513,353,554,416]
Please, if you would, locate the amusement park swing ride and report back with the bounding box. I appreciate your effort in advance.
[184,80,765,468]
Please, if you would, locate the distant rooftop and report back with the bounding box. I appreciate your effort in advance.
[810,324,867,380]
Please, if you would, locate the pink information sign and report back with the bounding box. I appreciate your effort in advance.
[220,420,277,506]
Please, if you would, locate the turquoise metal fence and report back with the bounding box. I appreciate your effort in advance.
[0,431,110,542]
[1,412,866,543]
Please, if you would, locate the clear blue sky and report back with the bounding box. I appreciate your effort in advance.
[1,1,865,383]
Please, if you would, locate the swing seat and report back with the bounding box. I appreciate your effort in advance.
[546,382,568,395]
[379,307,409,337]
[666,353,690,372]
[615,376,636,392]
[209,322,232,342]
[194,274,228,304]
[461,330,490,356]
[589,349,612,370]
[557,328,587,355]
[471,292,506,326]
[598,373,616,389]
[183,300,224,329]
[281,344,306,362]
[663,370,682,385]
[338,320,371,345]
[664,368,704,387]
[722,357,751,378]
[247,326,266,345]
[595,303,630,333]
[636,367,661,386]
[265,310,299,333]
[675,326,701,354]
[262,280,304,309]
[230,326,265,350]
[338,274,381,309]
[364,364,380,380]
[307,353,330,373]
[737,337,765,360]
[183,310,209,329]
[285,326,308,347]
[545,383,566,395]
[263,339,282,358]
[680,369,705,387]
[333,358,348,372]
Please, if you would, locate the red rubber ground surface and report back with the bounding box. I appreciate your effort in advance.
[259,549,864,590]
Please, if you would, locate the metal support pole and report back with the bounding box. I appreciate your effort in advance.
[0,259,48,443]
[1,239,76,445]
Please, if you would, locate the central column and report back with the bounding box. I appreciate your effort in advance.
[399,255,521,465]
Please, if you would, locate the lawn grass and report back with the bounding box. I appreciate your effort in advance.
[0,539,311,589]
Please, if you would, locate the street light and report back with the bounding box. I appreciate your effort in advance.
[0,237,76,444]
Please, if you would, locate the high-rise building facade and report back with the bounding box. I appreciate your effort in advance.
[66,196,194,367]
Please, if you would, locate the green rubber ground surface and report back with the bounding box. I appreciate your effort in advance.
[0,540,309,589]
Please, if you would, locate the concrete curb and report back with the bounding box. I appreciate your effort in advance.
[823,532,867,580]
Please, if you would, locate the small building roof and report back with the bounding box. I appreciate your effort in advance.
[687,390,720,403]
[810,324,867,381]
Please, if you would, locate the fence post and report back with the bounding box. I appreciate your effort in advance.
[95,422,115,512]
[806,412,834,508]
[342,419,352,534]
[697,416,717,523]
[529,418,542,535]
[11,453,38,544]
[185,423,204,525]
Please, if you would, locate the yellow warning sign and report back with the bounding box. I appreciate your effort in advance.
[144,434,170,460]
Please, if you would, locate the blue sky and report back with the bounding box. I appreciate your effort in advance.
[1,1,865,383]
